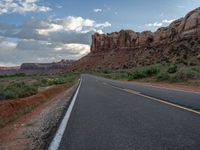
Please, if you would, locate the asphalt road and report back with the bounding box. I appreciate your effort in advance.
[58,74,200,150]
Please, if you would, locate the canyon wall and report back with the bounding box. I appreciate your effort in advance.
[70,8,200,71]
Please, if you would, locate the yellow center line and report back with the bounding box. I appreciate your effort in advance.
[108,84,200,115]
[123,89,141,95]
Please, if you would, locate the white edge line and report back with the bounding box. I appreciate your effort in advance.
[48,78,82,150]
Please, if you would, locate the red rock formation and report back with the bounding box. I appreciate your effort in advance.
[70,8,200,71]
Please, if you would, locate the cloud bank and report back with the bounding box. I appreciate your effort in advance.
[0,0,51,15]
[0,16,111,65]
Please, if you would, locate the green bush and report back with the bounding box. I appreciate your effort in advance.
[94,64,200,83]
[2,90,16,99]
[103,70,109,74]
[167,65,177,73]
[127,65,160,80]
[127,70,146,80]
[0,82,38,100]
[50,78,66,85]
[170,68,198,82]
[0,73,79,100]
[145,67,160,76]
[0,73,26,78]
[191,66,200,73]
[156,72,170,81]
[39,78,66,86]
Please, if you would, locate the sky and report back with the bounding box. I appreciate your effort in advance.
[0,0,200,66]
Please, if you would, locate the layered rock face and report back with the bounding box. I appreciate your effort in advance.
[70,8,200,71]
[91,8,200,52]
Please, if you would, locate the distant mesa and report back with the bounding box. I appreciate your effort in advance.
[20,59,74,70]
[0,60,74,75]
[69,7,200,71]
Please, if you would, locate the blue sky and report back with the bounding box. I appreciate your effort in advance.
[0,0,199,66]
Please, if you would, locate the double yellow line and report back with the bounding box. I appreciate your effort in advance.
[108,84,200,115]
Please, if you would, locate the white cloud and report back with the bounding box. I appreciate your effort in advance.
[0,0,51,15]
[94,6,118,15]
[145,19,175,31]
[95,21,111,28]
[35,16,110,35]
[0,16,111,44]
[36,24,63,35]
[0,62,18,67]
[63,43,90,56]
[0,37,90,65]
[60,16,95,32]
[146,22,163,27]
[0,15,111,65]
[93,8,102,13]
[162,19,175,24]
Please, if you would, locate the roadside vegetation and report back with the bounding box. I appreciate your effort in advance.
[94,64,200,85]
[0,72,79,100]
[0,73,26,78]
[0,72,79,128]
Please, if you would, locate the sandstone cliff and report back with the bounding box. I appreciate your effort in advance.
[70,8,200,71]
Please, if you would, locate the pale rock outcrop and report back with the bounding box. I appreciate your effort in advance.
[178,8,200,37]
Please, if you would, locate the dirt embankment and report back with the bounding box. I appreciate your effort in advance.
[0,82,78,150]
[0,82,75,127]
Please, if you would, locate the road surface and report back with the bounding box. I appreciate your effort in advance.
[57,74,200,150]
